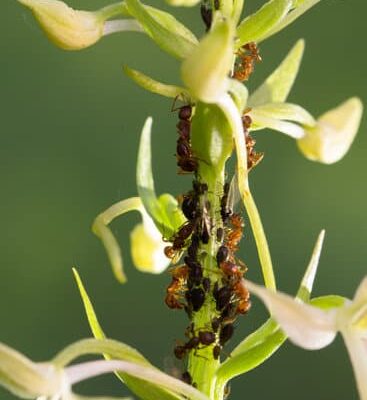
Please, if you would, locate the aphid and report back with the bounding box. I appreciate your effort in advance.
[185,336,200,350]
[213,345,221,360]
[214,285,232,311]
[187,233,200,258]
[181,194,198,221]
[219,323,234,346]
[216,245,229,264]
[198,331,216,346]
[200,4,212,31]
[216,227,224,242]
[193,180,208,195]
[182,371,193,385]
[174,344,187,359]
[187,287,205,312]
[202,277,211,292]
[220,303,237,323]
[233,42,262,82]
[211,317,221,332]
[220,182,232,223]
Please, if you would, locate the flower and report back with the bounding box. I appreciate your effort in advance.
[130,207,170,274]
[297,97,364,164]
[92,197,170,283]
[18,0,105,50]
[0,339,209,400]
[246,277,367,400]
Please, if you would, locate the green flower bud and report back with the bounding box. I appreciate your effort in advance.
[181,19,234,103]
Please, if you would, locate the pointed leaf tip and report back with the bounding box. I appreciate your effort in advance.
[297,230,325,300]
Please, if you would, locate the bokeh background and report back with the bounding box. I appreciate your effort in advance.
[1,0,366,398]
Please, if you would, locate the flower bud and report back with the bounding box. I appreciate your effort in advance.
[18,0,104,50]
[130,210,170,274]
[297,97,363,164]
[181,18,234,103]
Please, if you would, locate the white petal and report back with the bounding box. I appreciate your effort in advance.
[18,0,104,50]
[297,97,363,164]
[246,280,337,349]
[130,210,170,274]
[341,329,367,400]
[349,276,367,330]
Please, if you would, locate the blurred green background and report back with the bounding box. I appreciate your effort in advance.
[1,0,366,398]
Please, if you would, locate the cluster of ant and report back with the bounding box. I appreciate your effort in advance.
[164,173,252,385]
[163,38,264,387]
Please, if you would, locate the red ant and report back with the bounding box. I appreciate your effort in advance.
[233,42,262,82]
[165,265,189,309]
[242,113,264,171]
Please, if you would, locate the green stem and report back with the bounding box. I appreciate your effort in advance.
[242,188,276,290]
[98,2,129,20]
[187,165,224,399]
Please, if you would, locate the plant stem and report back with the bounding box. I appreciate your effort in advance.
[241,188,276,290]
[187,164,225,398]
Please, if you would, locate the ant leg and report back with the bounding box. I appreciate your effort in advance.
[92,197,143,283]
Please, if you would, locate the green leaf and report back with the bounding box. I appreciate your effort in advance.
[137,117,184,238]
[296,230,325,302]
[215,319,286,384]
[228,79,249,114]
[249,111,305,138]
[249,39,305,107]
[236,0,292,48]
[71,269,183,400]
[311,295,347,310]
[252,103,315,127]
[215,230,324,387]
[125,0,197,59]
[123,65,190,100]
[264,0,322,40]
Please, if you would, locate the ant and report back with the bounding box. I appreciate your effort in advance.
[165,265,189,309]
[172,100,198,174]
[242,113,264,171]
[233,280,251,314]
[233,42,262,82]
[225,213,244,253]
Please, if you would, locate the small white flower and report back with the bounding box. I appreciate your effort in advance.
[18,0,106,50]
[130,207,170,274]
[247,276,367,400]
[297,97,364,164]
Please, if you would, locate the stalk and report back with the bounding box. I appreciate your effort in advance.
[187,163,225,398]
